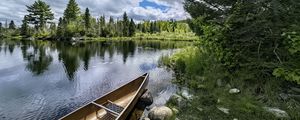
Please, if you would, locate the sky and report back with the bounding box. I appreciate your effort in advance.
[0,0,190,25]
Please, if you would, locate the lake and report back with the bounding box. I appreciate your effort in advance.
[0,39,191,120]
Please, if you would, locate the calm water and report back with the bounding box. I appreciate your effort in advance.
[0,39,191,120]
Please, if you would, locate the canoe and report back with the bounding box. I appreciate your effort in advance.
[60,73,149,120]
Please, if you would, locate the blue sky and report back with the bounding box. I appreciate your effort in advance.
[0,0,189,25]
[139,0,169,12]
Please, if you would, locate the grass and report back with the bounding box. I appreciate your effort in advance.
[2,32,199,42]
[160,46,300,120]
[82,32,199,42]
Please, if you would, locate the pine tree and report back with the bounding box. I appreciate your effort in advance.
[108,16,115,37]
[122,12,129,36]
[56,17,65,37]
[26,0,54,29]
[8,20,16,30]
[128,18,135,37]
[21,16,29,36]
[98,15,106,37]
[84,8,91,30]
[0,22,2,33]
[63,0,80,22]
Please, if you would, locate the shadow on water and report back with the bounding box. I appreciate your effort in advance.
[0,39,193,119]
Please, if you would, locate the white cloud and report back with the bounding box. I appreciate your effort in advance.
[0,0,189,25]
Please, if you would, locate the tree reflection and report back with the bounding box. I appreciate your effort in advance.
[1,39,187,81]
[57,43,80,80]
[24,42,53,75]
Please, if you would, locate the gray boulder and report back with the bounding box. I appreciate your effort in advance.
[217,107,230,114]
[169,94,187,108]
[149,106,173,120]
[229,88,240,94]
[263,107,289,118]
[140,90,153,105]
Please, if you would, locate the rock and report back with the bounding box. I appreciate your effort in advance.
[229,88,240,94]
[142,118,150,120]
[169,94,187,108]
[149,106,173,120]
[140,90,153,105]
[217,107,230,114]
[136,90,153,109]
[217,79,222,87]
[263,107,289,118]
[233,118,238,120]
[197,107,203,112]
[217,98,221,103]
[181,89,193,100]
[171,108,179,114]
[279,93,289,100]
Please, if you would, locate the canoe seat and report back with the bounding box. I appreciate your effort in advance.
[105,101,124,114]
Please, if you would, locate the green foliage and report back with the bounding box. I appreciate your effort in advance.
[128,18,135,37]
[122,12,130,37]
[26,0,54,29]
[63,0,80,22]
[84,8,91,30]
[8,20,16,30]
[21,16,30,36]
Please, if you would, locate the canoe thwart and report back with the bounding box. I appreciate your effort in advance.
[92,102,120,116]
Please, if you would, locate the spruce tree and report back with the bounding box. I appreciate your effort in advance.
[8,20,16,30]
[63,0,80,22]
[56,17,65,37]
[0,22,2,33]
[128,18,135,36]
[84,8,91,29]
[26,0,54,29]
[108,16,115,37]
[21,16,29,36]
[122,12,129,36]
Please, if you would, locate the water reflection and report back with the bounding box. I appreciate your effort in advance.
[0,40,191,80]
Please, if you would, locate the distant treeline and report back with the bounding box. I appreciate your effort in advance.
[0,0,191,40]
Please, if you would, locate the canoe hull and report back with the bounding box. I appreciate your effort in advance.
[60,73,149,120]
[117,74,149,120]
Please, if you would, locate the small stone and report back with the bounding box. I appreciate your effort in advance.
[149,106,173,120]
[142,118,150,120]
[181,89,193,100]
[169,94,187,108]
[229,88,240,94]
[197,107,203,112]
[217,98,221,103]
[217,107,230,114]
[263,107,289,118]
[233,118,238,120]
[217,79,222,87]
[279,93,289,100]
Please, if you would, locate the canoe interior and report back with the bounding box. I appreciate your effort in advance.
[60,73,149,120]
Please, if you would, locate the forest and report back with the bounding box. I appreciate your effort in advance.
[161,0,300,119]
[0,0,194,41]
